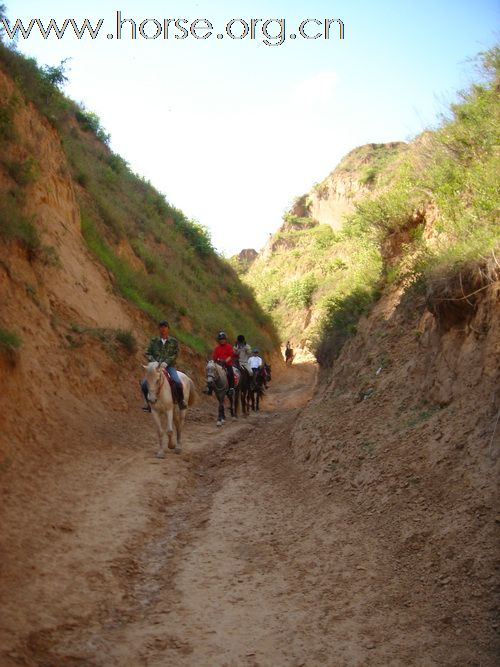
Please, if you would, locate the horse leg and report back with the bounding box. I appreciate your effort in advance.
[234,388,239,418]
[166,408,175,449]
[152,409,167,458]
[217,394,225,427]
[174,408,185,454]
[231,389,238,420]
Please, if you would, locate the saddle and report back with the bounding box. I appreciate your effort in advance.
[215,361,240,388]
[162,367,182,404]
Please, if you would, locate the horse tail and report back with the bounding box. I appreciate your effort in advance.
[187,377,196,406]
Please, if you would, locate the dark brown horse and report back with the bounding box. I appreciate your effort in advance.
[248,367,266,411]
[235,363,251,417]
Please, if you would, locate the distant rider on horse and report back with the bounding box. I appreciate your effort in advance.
[210,331,237,395]
[141,319,187,411]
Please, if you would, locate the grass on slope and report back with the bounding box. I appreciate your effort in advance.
[0,41,279,356]
[243,47,499,365]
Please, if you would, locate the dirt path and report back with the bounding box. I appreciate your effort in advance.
[0,362,492,666]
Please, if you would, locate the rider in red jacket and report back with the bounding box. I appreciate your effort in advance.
[212,331,236,394]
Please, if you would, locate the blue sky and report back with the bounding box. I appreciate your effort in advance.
[3,0,499,255]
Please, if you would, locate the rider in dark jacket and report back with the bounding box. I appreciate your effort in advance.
[141,320,186,410]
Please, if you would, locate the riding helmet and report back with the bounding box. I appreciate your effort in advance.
[217,331,227,340]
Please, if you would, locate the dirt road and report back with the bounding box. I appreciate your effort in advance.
[0,362,494,666]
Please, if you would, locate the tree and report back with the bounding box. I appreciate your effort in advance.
[0,4,9,42]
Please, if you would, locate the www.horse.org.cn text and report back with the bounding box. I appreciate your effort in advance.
[1,13,345,47]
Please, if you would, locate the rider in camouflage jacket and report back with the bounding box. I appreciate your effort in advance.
[145,335,179,366]
[141,320,186,410]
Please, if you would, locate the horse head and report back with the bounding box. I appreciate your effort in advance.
[143,361,163,404]
[206,360,227,391]
[206,360,216,387]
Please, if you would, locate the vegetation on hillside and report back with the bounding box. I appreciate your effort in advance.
[311,142,406,198]
[0,37,279,355]
[242,47,499,365]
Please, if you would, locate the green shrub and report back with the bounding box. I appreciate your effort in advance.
[0,45,71,125]
[173,216,214,256]
[0,196,39,251]
[115,329,137,354]
[359,166,377,185]
[285,274,317,308]
[0,94,17,142]
[75,108,110,144]
[0,328,22,352]
[5,156,39,185]
[314,225,337,249]
[282,212,317,228]
[313,287,378,366]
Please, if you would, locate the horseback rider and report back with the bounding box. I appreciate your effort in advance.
[233,334,253,375]
[248,347,264,378]
[285,340,294,363]
[212,331,236,395]
[141,319,187,411]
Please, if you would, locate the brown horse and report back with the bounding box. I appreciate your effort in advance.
[236,364,251,417]
[248,367,266,411]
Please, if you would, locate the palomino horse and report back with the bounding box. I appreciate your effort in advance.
[206,360,241,426]
[142,361,195,457]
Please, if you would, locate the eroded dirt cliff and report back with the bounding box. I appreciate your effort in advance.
[290,276,500,661]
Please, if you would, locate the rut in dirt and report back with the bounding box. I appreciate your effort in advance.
[3,362,497,667]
